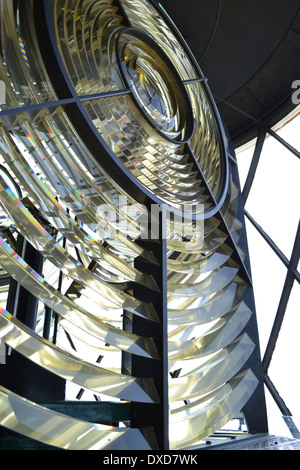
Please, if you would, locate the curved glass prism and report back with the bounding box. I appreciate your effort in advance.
[0,0,262,451]
[0,385,155,450]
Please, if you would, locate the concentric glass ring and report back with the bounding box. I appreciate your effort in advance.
[116,27,194,143]
[0,0,259,452]
[52,0,228,213]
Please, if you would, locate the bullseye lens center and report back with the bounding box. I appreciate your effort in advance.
[117,28,193,143]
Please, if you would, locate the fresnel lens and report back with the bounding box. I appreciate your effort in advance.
[0,0,260,450]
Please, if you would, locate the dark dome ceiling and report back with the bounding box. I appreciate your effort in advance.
[159,0,300,148]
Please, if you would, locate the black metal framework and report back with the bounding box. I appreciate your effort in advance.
[0,0,271,449]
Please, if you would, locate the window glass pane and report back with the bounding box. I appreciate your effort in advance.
[245,219,287,354]
[273,108,300,153]
[245,132,300,259]
[0,0,57,110]
[264,387,292,437]
[236,137,257,189]
[269,282,300,432]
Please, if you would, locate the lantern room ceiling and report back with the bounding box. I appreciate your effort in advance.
[159,0,300,147]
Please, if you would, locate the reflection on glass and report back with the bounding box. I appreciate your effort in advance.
[0,0,57,110]
[0,235,159,359]
[168,302,252,361]
[0,0,259,450]
[0,175,159,320]
[169,333,255,401]
[120,0,199,81]
[53,0,127,95]
[83,95,206,208]
[169,369,258,449]
[0,306,159,403]
[0,385,155,450]
[186,81,225,201]
[52,0,226,207]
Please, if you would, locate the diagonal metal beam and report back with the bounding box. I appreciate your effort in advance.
[262,221,300,373]
[264,373,292,416]
[245,210,300,283]
[214,95,300,160]
[266,126,300,160]
[242,128,266,204]
[264,373,300,439]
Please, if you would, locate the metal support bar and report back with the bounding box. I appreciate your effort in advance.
[8,240,43,331]
[214,95,300,159]
[266,127,300,160]
[214,94,261,124]
[281,416,300,439]
[183,77,208,84]
[242,128,266,204]
[0,89,132,119]
[52,235,67,345]
[264,374,292,416]
[262,221,300,373]
[245,210,300,283]
[122,210,169,450]
[5,234,24,322]
[42,306,52,340]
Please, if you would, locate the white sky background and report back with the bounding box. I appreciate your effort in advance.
[235,107,300,438]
